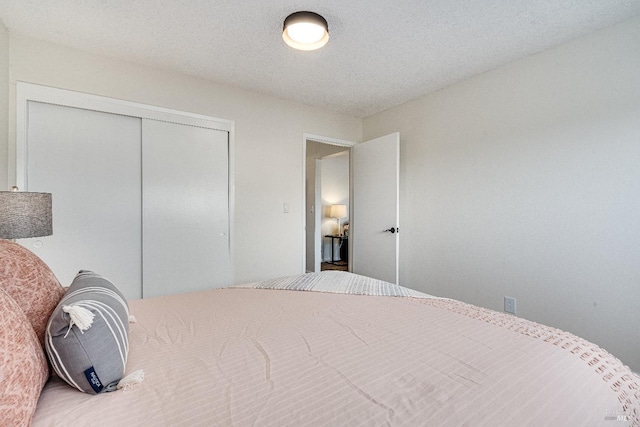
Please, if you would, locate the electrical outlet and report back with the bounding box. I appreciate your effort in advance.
[283,202,289,213]
[504,296,516,314]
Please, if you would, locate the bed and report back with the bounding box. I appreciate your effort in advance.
[1,240,639,426]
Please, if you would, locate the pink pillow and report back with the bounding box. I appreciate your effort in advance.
[0,287,49,426]
[0,240,65,345]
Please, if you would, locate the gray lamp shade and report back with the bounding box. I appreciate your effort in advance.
[0,191,53,239]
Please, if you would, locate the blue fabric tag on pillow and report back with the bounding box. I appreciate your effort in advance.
[84,366,104,393]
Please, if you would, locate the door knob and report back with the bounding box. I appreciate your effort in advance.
[383,227,398,234]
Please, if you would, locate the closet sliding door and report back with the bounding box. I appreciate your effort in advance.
[25,101,143,298]
[141,119,231,297]
[18,84,234,299]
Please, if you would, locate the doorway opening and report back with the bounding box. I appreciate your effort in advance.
[303,134,355,273]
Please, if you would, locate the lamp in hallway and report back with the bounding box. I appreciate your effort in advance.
[0,186,53,241]
[330,204,347,236]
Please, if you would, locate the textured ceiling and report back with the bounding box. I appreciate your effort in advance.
[1,1,639,117]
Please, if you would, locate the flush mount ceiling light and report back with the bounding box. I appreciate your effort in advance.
[282,11,329,51]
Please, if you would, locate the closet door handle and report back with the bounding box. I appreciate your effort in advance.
[383,227,398,234]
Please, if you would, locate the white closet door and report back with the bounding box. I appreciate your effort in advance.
[24,101,142,298]
[142,119,231,297]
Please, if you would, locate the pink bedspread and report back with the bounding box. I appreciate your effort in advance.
[33,272,639,426]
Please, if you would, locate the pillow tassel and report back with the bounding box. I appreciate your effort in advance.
[62,304,95,336]
[117,369,144,391]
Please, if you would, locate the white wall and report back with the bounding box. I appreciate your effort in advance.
[0,20,8,192]
[320,151,349,261]
[3,33,361,284]
[363,17,640,372]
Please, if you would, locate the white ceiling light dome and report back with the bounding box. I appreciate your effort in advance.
[282,11,329,51]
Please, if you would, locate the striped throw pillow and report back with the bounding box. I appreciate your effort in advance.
[45,271,129,394]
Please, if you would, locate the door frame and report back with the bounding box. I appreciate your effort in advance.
[15,82,236,285]
[302,133,355,274]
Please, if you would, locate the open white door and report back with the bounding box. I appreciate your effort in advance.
[351,132,400,284]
